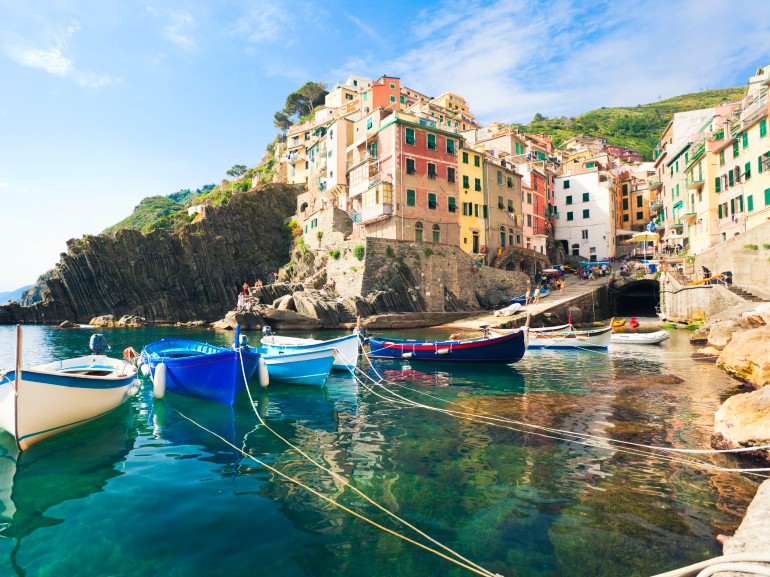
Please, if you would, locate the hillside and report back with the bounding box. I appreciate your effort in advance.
[0,284,33,304]
[516,87,745,160]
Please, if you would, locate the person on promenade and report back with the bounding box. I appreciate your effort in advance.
[525,287,532,306]
[273,271,279,284]
[702,266,711,285]
[559,278,565,294]
[533,287,541,304]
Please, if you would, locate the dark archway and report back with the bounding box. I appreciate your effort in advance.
[612,279,660,316]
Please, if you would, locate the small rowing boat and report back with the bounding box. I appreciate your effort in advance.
[495,324,612,350]
[610,330,669,345]
[368,327,528,364]
[511,288,550,305]
[0,326,139,450]
[260,328,360,371]
[257,347,337,387]
[611,317,627,328]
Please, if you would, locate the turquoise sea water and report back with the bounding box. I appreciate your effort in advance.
[0,324,760,577]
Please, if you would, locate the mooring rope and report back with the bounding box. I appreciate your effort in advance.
[234,348,501,577]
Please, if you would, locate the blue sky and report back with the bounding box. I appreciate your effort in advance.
[0,0,768,291]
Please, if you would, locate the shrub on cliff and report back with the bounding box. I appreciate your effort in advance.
[353,245,365,260]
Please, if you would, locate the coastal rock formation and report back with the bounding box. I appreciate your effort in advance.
[689,325,710,345]
[712,385,770,460]
[707,319,741,349]
[0,185,301,324]
[717,326,770,388]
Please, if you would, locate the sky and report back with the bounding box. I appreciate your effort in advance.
[0,0,768,292]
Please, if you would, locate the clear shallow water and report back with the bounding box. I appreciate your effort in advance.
[0,324,760,577]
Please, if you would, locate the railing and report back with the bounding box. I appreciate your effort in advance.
[741,91,768,128]
[360,203,393,223]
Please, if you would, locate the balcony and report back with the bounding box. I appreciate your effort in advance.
[361,202,393,224]
[649,179,662,190]
[686,178,704,190]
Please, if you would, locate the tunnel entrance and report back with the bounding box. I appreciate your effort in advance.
[612,279,660,316]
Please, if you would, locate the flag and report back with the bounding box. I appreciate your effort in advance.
[647,220,656,232]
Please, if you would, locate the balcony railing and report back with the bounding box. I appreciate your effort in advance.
[360,203,393,223]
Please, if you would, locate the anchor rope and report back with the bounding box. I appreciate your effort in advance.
[234,347,500,577]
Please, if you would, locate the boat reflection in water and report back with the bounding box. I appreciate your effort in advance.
[0,404,135,575]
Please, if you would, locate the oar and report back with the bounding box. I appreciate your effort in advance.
[14,324,22,394]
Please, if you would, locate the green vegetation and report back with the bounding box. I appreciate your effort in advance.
[328,249,340,260]
[424,247,433,257]
[353,244,365,260]
[514,87,744,160]
[104,192,199,235]
[744,243,758,250]
[386,245,395,258]
[763,243,770,249]
[274,81,329,134]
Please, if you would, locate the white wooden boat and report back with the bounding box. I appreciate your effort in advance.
[610,330,669,345]
[257,347,337,387]
[493,302,522,317]
[260,329,360,371]
[0,326,139,450]
[496,324,611,349]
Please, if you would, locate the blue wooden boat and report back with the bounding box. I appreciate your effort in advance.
[511,288,550,305]
[257,347,336,387]
[139,338,259,405]
[368,328,528,364]
[260,329,360,371]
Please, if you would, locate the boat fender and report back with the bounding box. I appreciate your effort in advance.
[139,363,151,377]
[128,379,140,397]
[437,348,450,355]
[123,347,139,362]
[402,352,413,358]
[153,362,167,399]
[257,357,269,388]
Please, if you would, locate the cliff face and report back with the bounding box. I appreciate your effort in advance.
[0,185,301,324]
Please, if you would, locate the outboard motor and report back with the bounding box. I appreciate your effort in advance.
[262,325,273,338]
[239,334,250,349]
[89,333,109,354]
[479,323,490,339]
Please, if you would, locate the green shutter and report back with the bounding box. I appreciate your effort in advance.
[745,161,751,179]
[463,175,469,188]
[462,152,468,164]
[718,204,722,218]
[366,117,372,129]
[719,150,725,166]
[742,132,748,148]
[446,139,455,154]
[483,205,488,218]
[567,212,573,221]
[715,177,721,192]
[474,178,481,191]
[427,134,436,150]
[760,156,764,174]
[729,171,734,187]
[407,189,416,206]
[765,188,770,206]
[428,193,437,209]
[497,170,502,184]
[747,195,754,212]
[760,119,767,138]
[733,141,739,157]
[583,209,590,218]
[474,155,480,167]
[405,128,415,145]
[448,196,456,211]
[507,177,513,188]
[583,192,589,202]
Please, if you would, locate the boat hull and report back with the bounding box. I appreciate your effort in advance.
[259,348,336,387]
[261,333,360,371]
[610,330,669,345]
[0,355,137,451]
[368,330,528,363]
[142,339,259,405]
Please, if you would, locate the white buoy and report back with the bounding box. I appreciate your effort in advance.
[153,362,167,399]
[257,357,269,388]
[127,378,141,396]
[402,352,413,358]
[140,363,151,377]
[437,348,450,355]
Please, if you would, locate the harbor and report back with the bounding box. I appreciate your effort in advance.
[0,323,765,577]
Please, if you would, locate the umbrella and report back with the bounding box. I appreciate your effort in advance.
[631,231,659,257]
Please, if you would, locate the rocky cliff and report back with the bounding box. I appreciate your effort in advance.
[0,185,302,324]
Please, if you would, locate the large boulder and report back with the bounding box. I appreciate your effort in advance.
[260,307,322,330]
[712,385,770,461]
[689,325,710,345]
[717,326,770,388]
[707,319,740,349]
[223,310,265,330]
[115,315,147,327]
[89,314,115,327]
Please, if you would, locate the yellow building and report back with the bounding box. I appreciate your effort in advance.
[458,146,487,258]
[741,98,770,230]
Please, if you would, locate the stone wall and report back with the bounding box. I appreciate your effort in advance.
[660,273,744,322]
[695,219,770,290]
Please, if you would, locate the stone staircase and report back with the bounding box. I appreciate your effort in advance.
[728,285,764,302]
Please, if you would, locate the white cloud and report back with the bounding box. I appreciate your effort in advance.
[234,3,293,45]
[166,11,197,50]
[7,45,72,75]
[345,14,379,41]
[380,0,770,123]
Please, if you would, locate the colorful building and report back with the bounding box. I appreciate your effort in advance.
[457,146,486,256]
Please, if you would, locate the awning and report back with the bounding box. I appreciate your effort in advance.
[615,229,636,236]
[664,232,685,240]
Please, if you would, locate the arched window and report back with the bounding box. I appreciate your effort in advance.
[571,243,580,256]
[499,226,506,247]
[299,202,309,215]
[508,227,514,246]
[415,222,423,242]
[432,224,440,243]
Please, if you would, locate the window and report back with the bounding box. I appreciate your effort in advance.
[400,95,405,104]
[583,209,590,218]
[498,195,504,209]
[363,91,368,100]
[745,161,751,180]
[742,132,748,148]
[636,211,644,220]
[406,189,416,207]
[566,195,573,205]
[636,195,643,207]
[582,192,589,202]
[761,156,766,174]
[472,232,480,253]
[474,178,482,191]
[415,222,423,241]
[474,204,479,217]
[589,247,596,255]
[765,188,770,206]
[448,196,457,212]
[527,192,532,204]
[405,128,415,145]
[432,224,440,243]
[747,195,754,211]
[507,177,513,188]
[509,228,514,246]
[497,170,503,185]
[507,199,514,212]
[366,117,373,130]
[447,167,456,183]
[564,180,570,189]
[728,170,734,187]
[585,162,595,168]
[500,226,506,247]
[427,134,436,150]
[428,163,437,179]
[462,152,469,164]
[447,139,455,154]
[462,175,470,189]
[389,95,396,103]
[733,141,739,158]
[622,184,629,196]
[567,212,574,221]
[474,155,480,167]
[390,83,396,89]
[428,193,437,210]
[718,204,723,218]
[526,214,532,226]
[623,214,629,222]
[719,150,725,166]
[760,120,767,138]
[406,158,416,175]
[462,202,471,216]
[622,198,629,210]
[581,229,588,240]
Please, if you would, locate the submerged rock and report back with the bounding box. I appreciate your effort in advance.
[59,320,78,328]
[689,325,710,345]
[692,346,721,362]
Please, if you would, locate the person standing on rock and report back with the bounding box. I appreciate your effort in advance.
[237,292,244,311]
[242,282,250,295]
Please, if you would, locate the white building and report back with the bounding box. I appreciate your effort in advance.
[554,170,616,261]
